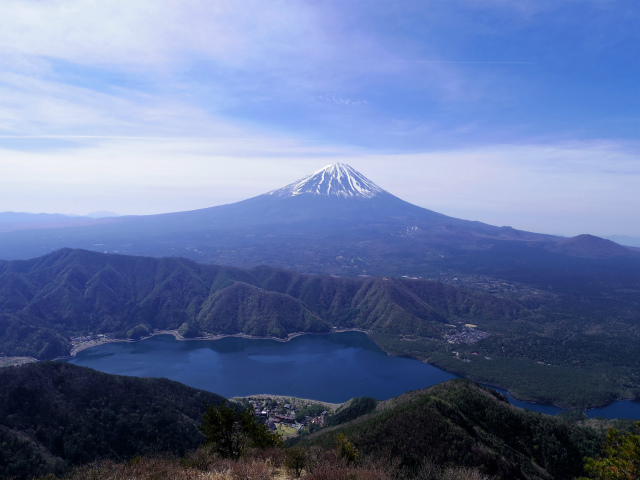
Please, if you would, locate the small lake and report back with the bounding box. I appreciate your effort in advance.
[65,332,640,418]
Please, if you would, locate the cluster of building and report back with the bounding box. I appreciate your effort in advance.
[241,395,331,436]
[70,333,115,345]
[69,333,117,355]
[446,326,490,345]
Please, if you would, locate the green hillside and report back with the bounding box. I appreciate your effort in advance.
[0,249,523,360]
[0,362,225,479]
[295,380,603,480]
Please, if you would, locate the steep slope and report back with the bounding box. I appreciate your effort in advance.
[0,249,524,359]
[0,361,225,479]
[298,380,602,480]
[196,282,328,337]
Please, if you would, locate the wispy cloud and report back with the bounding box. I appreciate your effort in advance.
[0,0,637,238]
[409,61,535,64]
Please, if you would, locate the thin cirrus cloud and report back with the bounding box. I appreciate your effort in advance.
[0,1,268,66]
[0,0,638,240]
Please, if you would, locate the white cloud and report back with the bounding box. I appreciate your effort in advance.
[1,136,638,237]
[0,1,391,138]
[0,1,235,67]
[0,134,349,213]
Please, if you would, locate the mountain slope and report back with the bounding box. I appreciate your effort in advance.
[0,361,225,479]
[0,363,606,480]
[266,162,386,198]
[0,249,524,360]
[298,380,602,480]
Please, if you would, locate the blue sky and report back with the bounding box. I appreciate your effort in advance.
[0,0,638,239]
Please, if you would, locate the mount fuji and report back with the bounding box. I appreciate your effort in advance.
[0,163,636,285]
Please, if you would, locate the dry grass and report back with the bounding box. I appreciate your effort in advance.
[40,447,493,480]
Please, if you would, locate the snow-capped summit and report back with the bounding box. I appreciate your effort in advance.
[267,163,386,199]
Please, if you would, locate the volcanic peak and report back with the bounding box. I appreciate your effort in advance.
[266,163,386,199]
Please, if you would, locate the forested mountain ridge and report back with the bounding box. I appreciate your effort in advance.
[0,248,523,360]
[295,380,603,480]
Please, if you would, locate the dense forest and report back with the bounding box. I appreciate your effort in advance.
[2,362,633,480]
[293,380,604,480]
[1,248,639,408]
[0,362,225,479]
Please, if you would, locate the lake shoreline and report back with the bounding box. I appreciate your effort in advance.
[364,334,640,413]
[56,329,637,415]
[60,328,371,358]
[232,393,343,411]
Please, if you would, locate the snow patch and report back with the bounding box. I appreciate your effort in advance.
[267,163,386,198]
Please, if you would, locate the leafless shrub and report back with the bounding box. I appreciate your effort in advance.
[228,458,273,480]
[245,446,286,468]
[54,455,216,480]
[181,447,216,471]
[304,463,396,480]
[284,446,308,478]
[439,466,493,480]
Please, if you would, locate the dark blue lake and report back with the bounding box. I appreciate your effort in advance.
[66,332,456,403]
[65,331,640,418]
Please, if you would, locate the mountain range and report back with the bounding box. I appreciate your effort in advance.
[0,248,522,360]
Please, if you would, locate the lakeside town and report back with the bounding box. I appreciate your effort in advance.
[445,325,490,345]
[233,394,340,438]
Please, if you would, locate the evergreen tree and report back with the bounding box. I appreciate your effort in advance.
[200,401,281,459]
